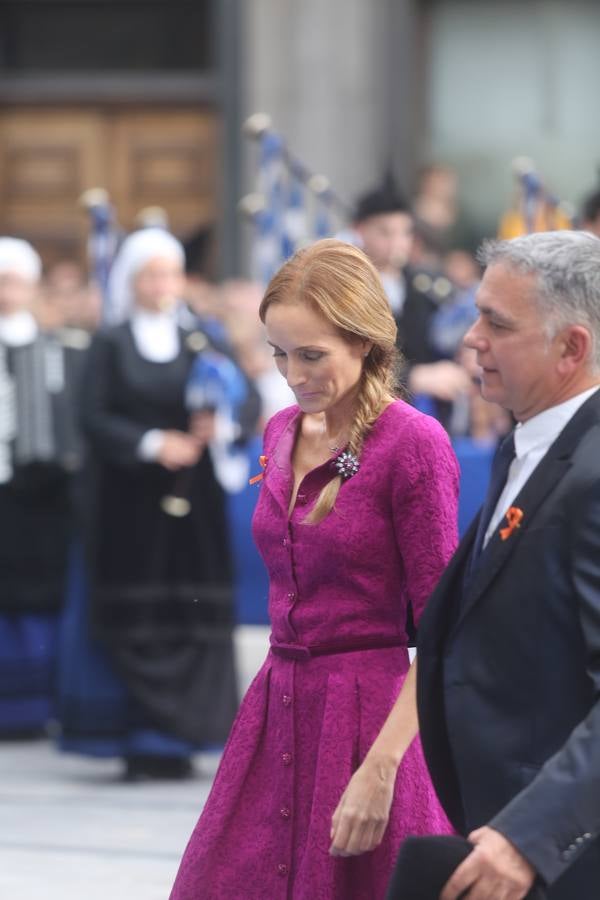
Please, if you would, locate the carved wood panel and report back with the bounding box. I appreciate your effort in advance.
[0,106,219,268]
[109,110,219,236]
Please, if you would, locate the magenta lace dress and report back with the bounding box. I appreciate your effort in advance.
[170,400,459,900]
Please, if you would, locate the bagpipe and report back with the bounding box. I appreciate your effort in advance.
[239,113,351,284]
[161,343,251,515]
[80,190,253,512]
[497,156,574,238]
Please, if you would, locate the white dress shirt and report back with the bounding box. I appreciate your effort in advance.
[484,385,600,547]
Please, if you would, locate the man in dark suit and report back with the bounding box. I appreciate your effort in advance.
[416,230,600,900]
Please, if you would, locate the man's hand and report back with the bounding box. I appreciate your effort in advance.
[440,826,536,900]
[409,361,472,402]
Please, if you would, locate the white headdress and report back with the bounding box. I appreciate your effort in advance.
[105,227,185,324]
[0,238,42,282]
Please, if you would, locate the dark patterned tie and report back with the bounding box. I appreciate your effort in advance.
[468,431,516,573]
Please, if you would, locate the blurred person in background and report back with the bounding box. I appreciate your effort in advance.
[580,187,600,238]
[451,344,512,445]
[37,258,101,333]
[60,227,248,780]
[409,217,448,274]
[428,250,480,440]
[353,179,471,423]
[412,164,460,252]
[443,250,480,300]
[0,237,86,737]
[219,278,294,424]
[179,274,262,462]
[181,273,230,346]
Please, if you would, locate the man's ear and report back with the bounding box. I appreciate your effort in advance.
[556,325,593,373]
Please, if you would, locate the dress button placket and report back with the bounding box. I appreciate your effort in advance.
[276,515,295,893]
[276,663,294,893]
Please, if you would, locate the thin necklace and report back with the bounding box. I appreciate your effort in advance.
[319,416,347,453]
[327,431,347,454]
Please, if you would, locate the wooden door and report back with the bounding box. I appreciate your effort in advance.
[0,106,219,268]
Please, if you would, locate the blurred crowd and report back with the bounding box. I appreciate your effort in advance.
[1,162,599,779]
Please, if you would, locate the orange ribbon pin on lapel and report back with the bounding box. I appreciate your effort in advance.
[249,455,268,485]
[499,506,524,541]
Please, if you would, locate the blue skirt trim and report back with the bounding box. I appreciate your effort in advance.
[0,613,58,732]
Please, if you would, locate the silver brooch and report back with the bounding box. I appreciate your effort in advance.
[333,451,360,480]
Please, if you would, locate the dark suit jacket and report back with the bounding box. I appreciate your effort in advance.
[417,389,600,899]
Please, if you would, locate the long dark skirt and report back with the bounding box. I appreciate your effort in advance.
[84,452,238,746]
[58,541,199,757]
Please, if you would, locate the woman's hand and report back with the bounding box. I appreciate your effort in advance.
[329,755,397,857]
[188,410,217,448]
[158,430,202,470]
[329,660,417,858]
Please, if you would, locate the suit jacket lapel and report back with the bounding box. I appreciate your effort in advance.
[457,457,571,625]
[455,390,600,629]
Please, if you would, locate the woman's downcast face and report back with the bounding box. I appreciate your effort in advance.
[265,300,370,415]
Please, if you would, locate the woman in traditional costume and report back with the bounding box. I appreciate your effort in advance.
[0,237,85,736]
[61,228,241,778]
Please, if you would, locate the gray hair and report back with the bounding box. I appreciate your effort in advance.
[477,230,600,371]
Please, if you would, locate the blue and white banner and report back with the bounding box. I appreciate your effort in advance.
[242,116,348,285]
[80,189,119,322]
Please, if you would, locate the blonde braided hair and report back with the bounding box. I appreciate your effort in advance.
[260,239,403,523]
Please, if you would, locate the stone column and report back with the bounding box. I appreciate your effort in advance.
[234,0,422,272]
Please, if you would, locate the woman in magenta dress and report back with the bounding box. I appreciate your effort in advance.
[170,239,459,899]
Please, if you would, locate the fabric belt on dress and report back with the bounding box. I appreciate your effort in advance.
[270,637,406,661]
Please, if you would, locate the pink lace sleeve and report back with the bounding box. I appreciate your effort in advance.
[391,418,460,625]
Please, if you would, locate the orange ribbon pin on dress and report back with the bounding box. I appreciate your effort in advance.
[499,506,524,540]
[249,455,268,485]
